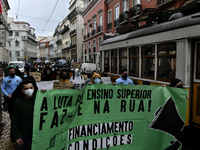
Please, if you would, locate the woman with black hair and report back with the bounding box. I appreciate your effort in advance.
[60,69,70,82]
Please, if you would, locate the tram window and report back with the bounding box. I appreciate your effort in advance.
[129,47,139,77]
[119,48,127,73]
[104,51,110,72]
[196,43,200,79]
[111,50,117,73]
[141,45,155,79]
[157,42,176,81]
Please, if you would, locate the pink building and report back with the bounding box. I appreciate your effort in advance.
[82,0,106,67]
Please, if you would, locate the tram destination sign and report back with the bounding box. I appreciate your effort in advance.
[32,85,188,150]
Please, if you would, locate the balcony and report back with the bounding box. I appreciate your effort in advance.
[68,8,77,20]
[114,19,119,27]
[92,29,96,36]
[70,44,77,49]
[56,39,62,45]
[97,26,103,33]
[107,22,112,31]
[129,4,142,18]
[0,14,10,31]
[119,11,129,23]
[62,47,70,52]
[60,25,69,35]
[70,29,77,36]
[157,0,176,8]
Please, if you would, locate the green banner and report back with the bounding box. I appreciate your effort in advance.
[32,85,188,150]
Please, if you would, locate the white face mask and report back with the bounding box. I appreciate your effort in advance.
[24,89,34,97]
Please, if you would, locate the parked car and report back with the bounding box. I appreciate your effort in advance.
[9,61,25,73]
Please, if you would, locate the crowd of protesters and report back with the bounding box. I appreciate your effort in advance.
[0,61,186,150]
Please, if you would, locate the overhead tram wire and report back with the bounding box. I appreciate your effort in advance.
[9,13,59,23]
[42,0,61,34]
[16,0,21,21]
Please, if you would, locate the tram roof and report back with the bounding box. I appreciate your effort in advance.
[101,12,200,46]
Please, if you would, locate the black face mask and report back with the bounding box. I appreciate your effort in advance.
[10,74,15,77]
[62,76,67,80]
[122,74,128,80]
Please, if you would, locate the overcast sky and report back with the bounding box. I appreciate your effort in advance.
[8,0,70,37]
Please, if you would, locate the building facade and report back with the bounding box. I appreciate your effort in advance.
[54,23,63,60]
[38,36,52,61]
[0,0,10,64]
[60,17,70,60]
[100,0,198,76]
[82,0,105,67]
[8,18,37,63]
[68,0,84,63]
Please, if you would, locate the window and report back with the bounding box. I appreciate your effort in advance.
[9,31,13,36]
[99,37,102,48]
[114,5,120,27]
[93,40,96,52]
[15,51,20,57]
[108,10,112,24]
[133,0,140,6]
[157,42,176,81]
[104,51,110,72]
[15,32,19,37]
[111,50,117,73]
[93,20,96,30]
[99,15,102,27]
[141,45,155,79]
[122,0,128,12]
[98,15,103,32]
[107,10,112,30]
[115,5,119,20]
[84,24,87,36]
[85,43,87,54]
[129,47,139,77]
[89,42,91,53]
[89,25,92,34]
[119,48,127,73]
[196,43,200,79]
[15,40,20,47]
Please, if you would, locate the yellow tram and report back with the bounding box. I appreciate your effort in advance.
[100,12,200,127]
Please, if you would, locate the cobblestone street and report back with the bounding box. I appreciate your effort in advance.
[0,111,15,150]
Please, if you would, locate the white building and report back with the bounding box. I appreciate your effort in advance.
[54,24,62,59]
[8,18,37,62]
[0,0,10,64]
[68,0,84,62]
[60,16,70,60]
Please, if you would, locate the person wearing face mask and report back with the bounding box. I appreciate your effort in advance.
[11,79,38,150]
[1,66,22,117]
[60,69,70,82]
[115,69,134,85]
[22,71,36,82]
[91,73,102,84]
